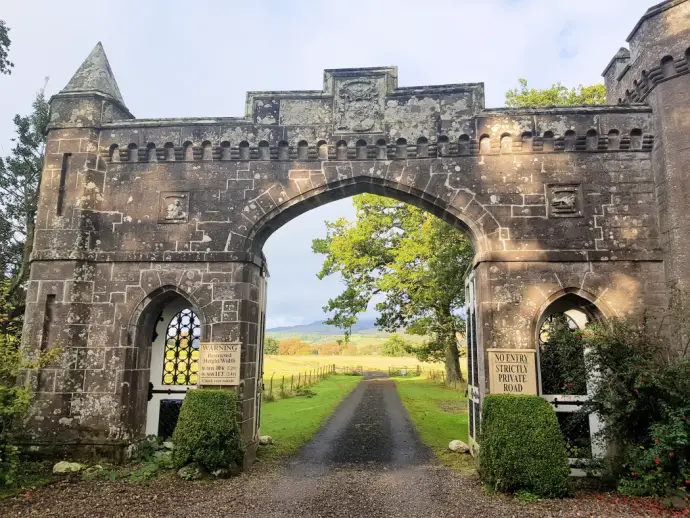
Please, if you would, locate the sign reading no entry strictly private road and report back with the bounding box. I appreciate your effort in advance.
[198,342,241,386]
[487,349,537,395]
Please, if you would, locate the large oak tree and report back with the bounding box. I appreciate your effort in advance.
[312,195,473,382]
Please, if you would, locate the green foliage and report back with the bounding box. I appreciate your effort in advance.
[0,21,13,75]
[380,333,410,357]
[577,316,690,496]
[479,395,571,498]
[505,78,606,108]
[312,194,473,381]
[0,280,59,489]
[264,336,279,355]
[172,389,245,472]
[539,315,587,396]
[1,88,49,318]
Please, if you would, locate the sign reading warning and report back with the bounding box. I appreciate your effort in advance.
[487,349,537,395]
[198,342,241,386]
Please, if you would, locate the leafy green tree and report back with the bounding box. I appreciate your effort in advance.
[380,334,409,357]
[313,194,473,382]
[0,279,58,487]
[0,88,49,320]
[0,21,13,75]
[505,78,605,108]
[264,336,279,355]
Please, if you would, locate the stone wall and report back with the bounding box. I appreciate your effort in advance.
[20,0,689,458]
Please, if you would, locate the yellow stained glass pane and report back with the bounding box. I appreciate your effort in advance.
[161,309,201,386]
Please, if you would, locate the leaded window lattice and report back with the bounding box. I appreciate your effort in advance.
[162,309,201,385]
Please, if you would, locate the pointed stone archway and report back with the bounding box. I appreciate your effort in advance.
[20,0,690,463]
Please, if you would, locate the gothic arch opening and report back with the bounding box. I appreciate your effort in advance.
[246,176,488,259]
[124,287,205,438]
[535,291,605,466]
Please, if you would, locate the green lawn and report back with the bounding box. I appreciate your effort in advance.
[394,377,475,472]
[258,375,362,461]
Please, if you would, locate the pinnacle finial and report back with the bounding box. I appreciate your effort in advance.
[60,42,126,106]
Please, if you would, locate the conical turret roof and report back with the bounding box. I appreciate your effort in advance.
[60,42,125,106]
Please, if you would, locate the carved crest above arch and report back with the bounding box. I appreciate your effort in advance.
[334,77,384,133]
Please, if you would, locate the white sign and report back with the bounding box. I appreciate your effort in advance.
[198,342,241,386]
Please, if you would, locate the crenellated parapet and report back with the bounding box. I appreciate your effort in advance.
[98,103,655,164]
[603,0,690,104]
[101,123,654,164]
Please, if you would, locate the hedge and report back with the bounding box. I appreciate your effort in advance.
[172,389,245,472]
[478,394,571,498]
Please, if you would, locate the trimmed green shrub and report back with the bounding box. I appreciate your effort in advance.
[172,389,245,472]
[479,394,571,498]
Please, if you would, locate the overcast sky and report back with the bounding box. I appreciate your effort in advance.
[2,0,652,328]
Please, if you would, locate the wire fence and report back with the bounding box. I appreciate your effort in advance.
[263,364,336,401]
[335,365,363,376]
[424,368,468,393]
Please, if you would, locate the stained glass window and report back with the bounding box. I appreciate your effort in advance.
[162,309,201,385]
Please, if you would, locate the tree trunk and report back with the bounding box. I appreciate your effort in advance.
[443,334,464,383]
[7,215,35,320]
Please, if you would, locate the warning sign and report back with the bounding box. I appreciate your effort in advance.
[198,342,241,386]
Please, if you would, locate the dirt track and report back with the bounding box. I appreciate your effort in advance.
[1,375,662,517]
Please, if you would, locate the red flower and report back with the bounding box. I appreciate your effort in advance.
[683,416,687,421]
[567,383,573,388]
[631,471,637,476]
[642,378,647,383]
[655,439,660,444]
[633,389,639,394]
[669,451,675,457]
[685,479,690,485]
[654,457,661,465]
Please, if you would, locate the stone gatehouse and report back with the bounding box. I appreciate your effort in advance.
[20,0,689,462]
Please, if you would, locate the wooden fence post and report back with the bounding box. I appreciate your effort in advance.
[269,373,275,398]
[291,375,294,392]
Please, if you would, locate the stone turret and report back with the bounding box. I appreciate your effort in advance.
[602,0,690,292]
[49,42,133,128]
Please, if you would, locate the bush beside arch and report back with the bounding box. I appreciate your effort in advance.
[478,394,571,498]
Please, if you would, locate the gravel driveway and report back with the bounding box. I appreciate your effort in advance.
[1,375,665,517]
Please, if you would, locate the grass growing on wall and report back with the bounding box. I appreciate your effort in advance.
[394,377,473,472]
[258,375,362,461]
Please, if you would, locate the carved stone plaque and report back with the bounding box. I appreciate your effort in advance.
[158,191,189,223]
[334,78,383,133]
[488,349,537,395]
[198,342,241,386]
[546,184,583,218]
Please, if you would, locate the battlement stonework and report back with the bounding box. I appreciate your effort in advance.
[21,0,689,461]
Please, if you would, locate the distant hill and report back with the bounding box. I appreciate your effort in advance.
[267,318,378,334]
[266,319,425,346]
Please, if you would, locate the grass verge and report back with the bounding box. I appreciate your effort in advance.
[257,374,362,462]
[394,376,474,473]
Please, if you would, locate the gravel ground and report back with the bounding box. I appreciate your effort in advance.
[1,375,667,517]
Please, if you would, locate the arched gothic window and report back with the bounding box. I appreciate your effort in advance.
[162,309,201,385]
[536,294,604,462]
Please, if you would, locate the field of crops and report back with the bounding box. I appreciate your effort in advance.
[263,354,446,378]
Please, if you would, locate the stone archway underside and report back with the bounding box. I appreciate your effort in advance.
[22,54,674,461]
